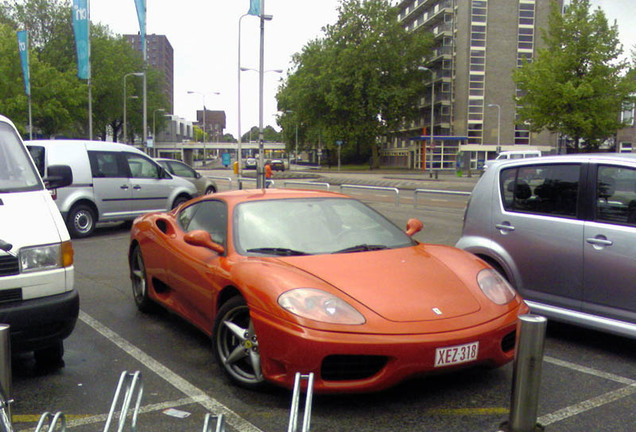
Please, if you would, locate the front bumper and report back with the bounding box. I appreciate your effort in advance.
[0,289,79,352]
[253,304,528,393]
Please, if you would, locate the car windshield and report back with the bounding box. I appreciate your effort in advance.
[0,122,42,193]
[234,197,415,255]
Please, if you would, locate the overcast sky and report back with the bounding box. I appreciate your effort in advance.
[89,0,635,139]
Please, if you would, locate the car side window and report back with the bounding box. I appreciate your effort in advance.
[89,151,127,178]
[596,165,636,227]
[125,154,159,179]
[178,200,227,246]
[500,164,580,218]
[170,161,196,178]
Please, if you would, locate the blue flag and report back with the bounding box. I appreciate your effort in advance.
[134,0,146,57]
[72,0,90,79]
[248,0,261,16]
[17,30,30,96]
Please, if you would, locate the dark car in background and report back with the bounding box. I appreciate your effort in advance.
[270,159,285,171]
[456,154,636,339]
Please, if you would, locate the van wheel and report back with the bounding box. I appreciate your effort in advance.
[205,186,216,195]
[34,341,64,367]
[67,204,96,238]
[172,195,190,209]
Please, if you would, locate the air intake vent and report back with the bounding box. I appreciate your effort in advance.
[0,255,19,277]
[0,288,23,303]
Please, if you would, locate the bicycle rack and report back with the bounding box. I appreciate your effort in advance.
[103,371,144,432]
[287,372,315,432]
[34,411,66,432]
[201,413,225,432]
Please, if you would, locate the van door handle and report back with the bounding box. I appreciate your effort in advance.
[495,223,515,233]
[132,185,142,190]
[586,236,613,249]
[120,185,129,190]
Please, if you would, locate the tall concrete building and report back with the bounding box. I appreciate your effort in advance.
[387,0,561,170]
[126,34,175,114]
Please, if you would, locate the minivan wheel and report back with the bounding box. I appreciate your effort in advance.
[205,186,216,195]
[171,195,190,209]
[67,204,96,238]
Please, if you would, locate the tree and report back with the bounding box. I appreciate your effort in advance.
[513,0,636,152]
[277,0,432,166]
[241,125,281,143]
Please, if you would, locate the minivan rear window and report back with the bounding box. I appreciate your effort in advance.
[500,164,580,218]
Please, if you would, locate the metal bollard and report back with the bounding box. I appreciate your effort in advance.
[499,314,547,432]
[0,324,11,421]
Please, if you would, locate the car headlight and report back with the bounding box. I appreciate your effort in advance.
[20,241,74,273]
[477,269,516,305]
[278,288,366,325]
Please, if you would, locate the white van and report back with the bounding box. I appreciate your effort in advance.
[483,150,542,172]
[27,140,199,238]
[0,115,78,365]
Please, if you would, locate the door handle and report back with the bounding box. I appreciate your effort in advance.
[132,185,142,190]
[495,223,515,233]
[586,237,613,248]
[120,185,129,190]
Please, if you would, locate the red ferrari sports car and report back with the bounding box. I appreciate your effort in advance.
[128,189,529,393]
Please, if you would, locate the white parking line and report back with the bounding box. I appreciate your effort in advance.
[79,311,264,432]
[540,356,635,426]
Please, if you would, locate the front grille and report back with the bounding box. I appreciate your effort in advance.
[501,330,516,352]
[0,288,23,304]
[0,255,19,277]
[321,355,388,381]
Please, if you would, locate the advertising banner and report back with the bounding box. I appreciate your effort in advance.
[17,30,30,95]
[72,0,90,79]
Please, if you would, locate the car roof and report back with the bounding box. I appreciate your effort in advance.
[494,153,636,168]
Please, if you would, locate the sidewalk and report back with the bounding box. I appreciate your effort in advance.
[203,166,480,193]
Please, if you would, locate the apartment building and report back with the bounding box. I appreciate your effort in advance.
[126,33,175,114]
[387,0,560,170]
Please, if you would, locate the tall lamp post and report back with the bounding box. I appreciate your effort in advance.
[488,103,501,151]
[152,108,166,158]
[188,91,220,167]
[418,66,435,172]
[123,72,144,144]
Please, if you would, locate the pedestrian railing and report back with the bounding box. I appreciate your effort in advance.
[283,181,331,191]
[208,176,233,191]
[413,188,471,208]
[339,184,400,206]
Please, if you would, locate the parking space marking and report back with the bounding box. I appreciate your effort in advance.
[545,356,635,385]
[539,383,636,426]
[79,311,264,432]
[538,356,635,426]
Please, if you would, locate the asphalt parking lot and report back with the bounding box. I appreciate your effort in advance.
[7,170,636,432]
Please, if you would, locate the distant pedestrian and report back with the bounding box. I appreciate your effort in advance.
[265,161,272,188]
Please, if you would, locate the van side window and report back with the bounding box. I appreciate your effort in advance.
[89,151,126,178]
[500,164,580,218]
[125,154,159,179]
[177,200,227,246]
[596,165,636,226]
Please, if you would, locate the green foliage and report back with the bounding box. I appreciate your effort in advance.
[277,0,432,165]
[241,125,281,143]
[0,0,169,140]
[513,0,636,152]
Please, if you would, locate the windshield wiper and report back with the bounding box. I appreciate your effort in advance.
[333,244,388,254]
[246,247,310,256]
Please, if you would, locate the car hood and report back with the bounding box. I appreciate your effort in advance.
[281,245,481,322]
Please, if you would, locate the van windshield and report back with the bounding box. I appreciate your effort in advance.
[0,123,43,193]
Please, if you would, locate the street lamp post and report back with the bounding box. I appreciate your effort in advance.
[123,72,144,144]
[488,103,502,151]
[188,91,220,167]
[418,66,435,172]
[152,108,166,158]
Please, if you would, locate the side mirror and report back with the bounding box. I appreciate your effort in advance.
[184,230,225,254]
[45,165,73,189]
[405,218,423,236]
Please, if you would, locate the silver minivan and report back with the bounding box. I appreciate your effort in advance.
[27,140,199,238]
[456,154,636,338]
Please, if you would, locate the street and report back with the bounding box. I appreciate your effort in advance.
[8,175,636,432]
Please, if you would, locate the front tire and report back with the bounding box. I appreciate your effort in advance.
[130,245,154,312]
[213,296,264,389]
[172,195,190,209]
[67,204,96,238]
[34,341,64,367]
